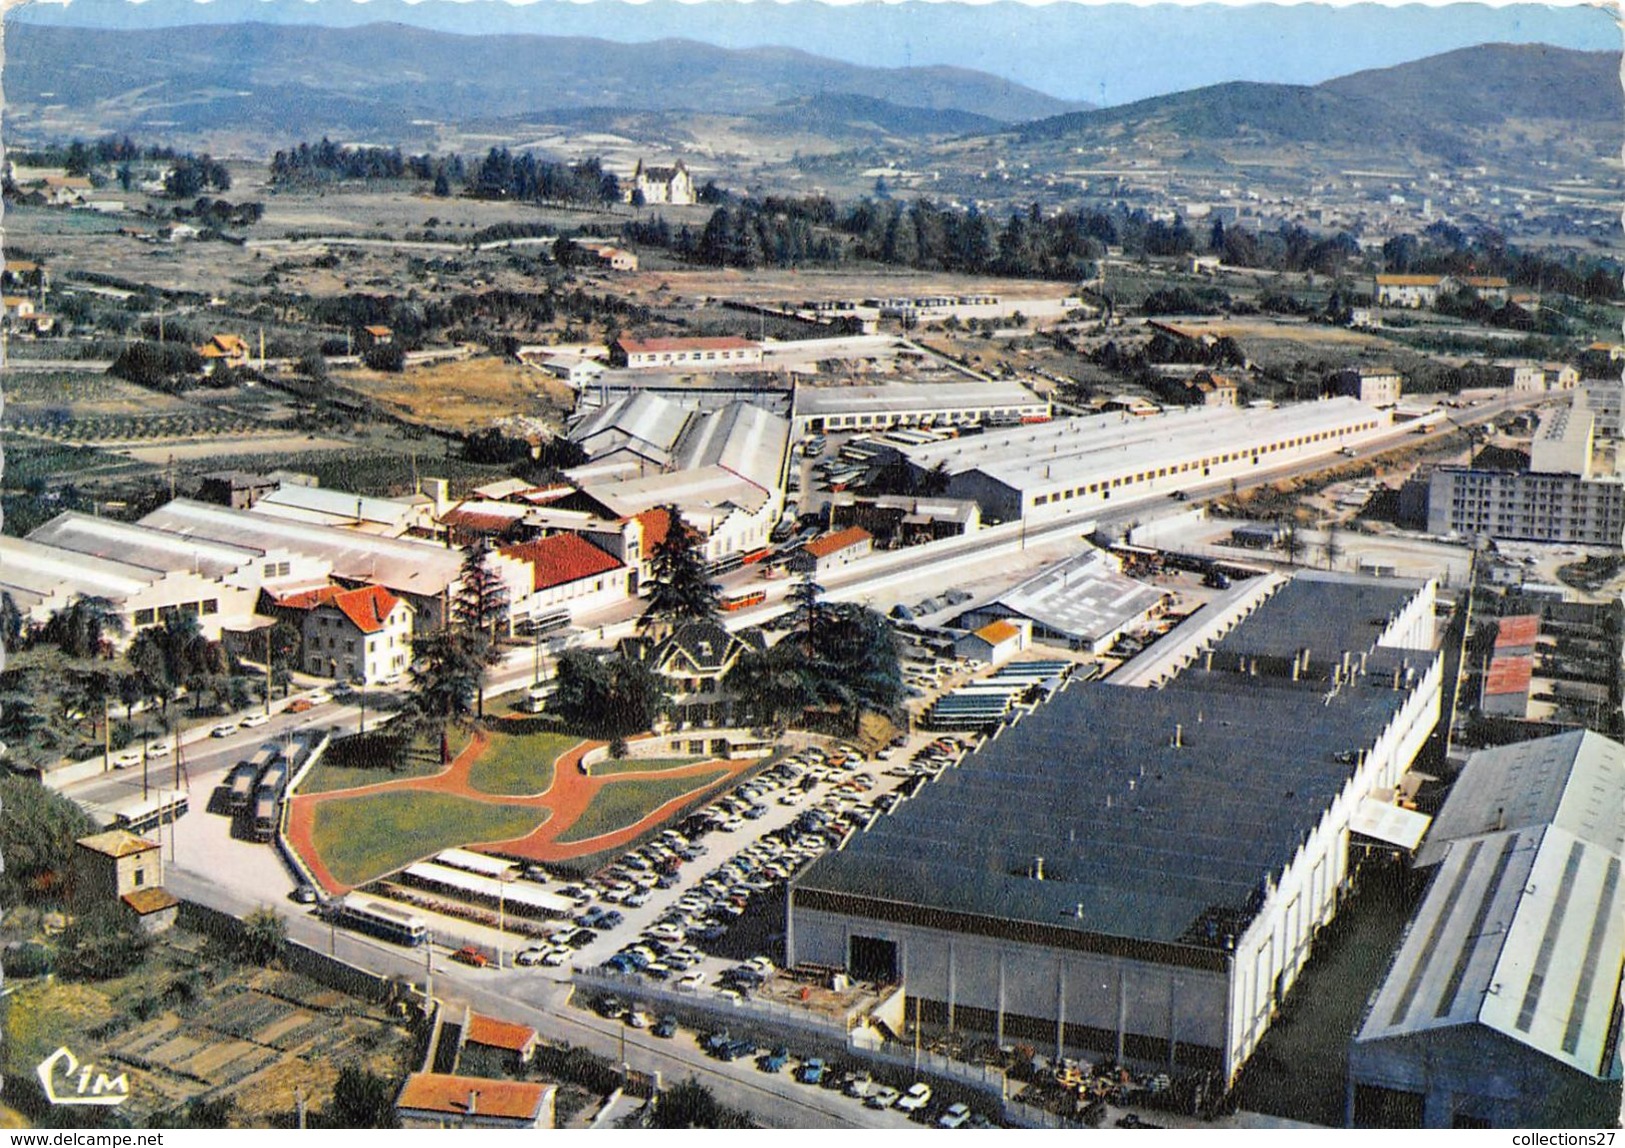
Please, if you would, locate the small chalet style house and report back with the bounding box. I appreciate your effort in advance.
[628,619,765,726]
[285,584,414,683]
[195,333,250,374]
[626,159,696,206]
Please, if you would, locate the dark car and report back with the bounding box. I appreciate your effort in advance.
[759,1046,789,1073]
[796,1058,826,1085]
[565,927,598,948]
[652,1015,678,1039]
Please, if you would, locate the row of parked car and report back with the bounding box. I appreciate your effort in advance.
[696,1029,992,1127]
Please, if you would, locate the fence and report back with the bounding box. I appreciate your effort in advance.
[576,968,852,1043]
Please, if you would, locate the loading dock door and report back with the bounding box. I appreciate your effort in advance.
[850,935,899,983]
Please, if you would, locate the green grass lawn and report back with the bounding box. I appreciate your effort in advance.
[556,769,729,845]
[467,729,580,796]
[310,791,548,887]
[587,756,701,777]
[298,731,468,796]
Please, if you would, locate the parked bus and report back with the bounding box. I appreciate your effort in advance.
[225,761,258,812]
[251,790,280,842]
[330,894,428,948]
[256,759,288,798]
[110,792,189,836]
[517,608,570,637]
[721,588,768,612]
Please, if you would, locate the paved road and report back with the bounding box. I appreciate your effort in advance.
[163,866,916,1128]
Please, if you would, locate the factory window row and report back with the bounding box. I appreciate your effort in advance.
[132,599,219,627]
[1028,421,1377,508]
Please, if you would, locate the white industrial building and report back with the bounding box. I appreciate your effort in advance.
[1349,731,1625,1128]
[139,499,531,633]
[895,398,1389,523]
[789,573,1442,1085]
[954,545,1169,653]
[791,380,1051,436]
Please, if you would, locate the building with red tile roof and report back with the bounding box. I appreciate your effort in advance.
[791,526,873,574]
[396,1073,555,1129]
[464,1012,538,1061]
[301,584,413,683]
[500,533,633,625]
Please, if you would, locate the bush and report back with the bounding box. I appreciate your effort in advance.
[55,904,150,981]
[363,344,407,372]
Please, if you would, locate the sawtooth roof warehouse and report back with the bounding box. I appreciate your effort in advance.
[895,397,1389,523]
[787,572,1443,1086]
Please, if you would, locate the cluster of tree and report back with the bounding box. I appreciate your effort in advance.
[305,286,652,346]
[1207,219,1360,276]
[725,577,902,731]
[109,340,205,391]
[270,139,464,189]
[1139,285,1232,316]
[467,220,556,247]
[0,774,97,904]
[461,428,588,472]
[647,1078,756,1129]
[1434,286,1571,335]
[1383,227,1621,302]
[14,135,185,174]
[396,542,512,763]
[173,196,265,229]
[688,203,846,269]
[162,154,232,198]
[126,611,244,717]
[469,150,619,206]
[550,649,670,752]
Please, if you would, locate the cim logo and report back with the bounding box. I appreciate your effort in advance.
[36,1047,130,1106]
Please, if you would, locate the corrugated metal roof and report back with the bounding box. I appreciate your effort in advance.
[1359,731,1625,1079]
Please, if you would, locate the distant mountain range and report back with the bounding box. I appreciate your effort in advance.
[3,20,1078,150]
[9,0,1615,107]
[1010,43,1619,163]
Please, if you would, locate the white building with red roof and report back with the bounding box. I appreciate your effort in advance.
[609,335,761,370]
[790,525,873,575]
[500,533,634,623]
[290,584,414,683]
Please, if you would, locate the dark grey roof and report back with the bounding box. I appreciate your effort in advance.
[1215,570,1423,662]
[797,664,1426,948]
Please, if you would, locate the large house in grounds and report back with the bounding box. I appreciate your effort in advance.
[1374,273,1511,308]
[285,584,414,683]
[629,619,764,726]
[626,159,695,206]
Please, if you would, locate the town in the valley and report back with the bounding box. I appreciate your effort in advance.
[2,2,1623,1131]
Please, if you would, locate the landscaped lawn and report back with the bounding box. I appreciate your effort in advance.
[467,729,581,796]
[556,769,729,845]
[310,791,548,887]
[588,756,701,777]
[298,731,469,796]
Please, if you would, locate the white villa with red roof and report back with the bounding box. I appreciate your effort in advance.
[285,584,414,683]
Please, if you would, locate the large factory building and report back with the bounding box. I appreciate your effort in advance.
[788,573,1442,1084]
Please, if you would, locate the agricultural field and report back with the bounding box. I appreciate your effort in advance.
[0,927,416,1127]
[335,356,576,434]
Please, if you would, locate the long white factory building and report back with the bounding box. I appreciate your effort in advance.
[897,398,1389,523]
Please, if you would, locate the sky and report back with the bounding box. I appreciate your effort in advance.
[10,0,1618,103]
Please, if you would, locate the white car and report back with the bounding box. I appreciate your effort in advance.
[515,947,546,967]
[938,1103,971,1128]
[676,971,707,990]
[627,1010,651,1029]
[541,948,570,967]
[113,750,141,769]
[865,1086,900,1110]
[147,741,171,758]
[241,712,271,728]
[210,722,239,738]
[895,1083,932,1113]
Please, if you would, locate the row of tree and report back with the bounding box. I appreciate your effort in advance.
[468,150,620,206]
[269,138,464,186]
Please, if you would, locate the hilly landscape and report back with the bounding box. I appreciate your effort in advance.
[2,19,1078,154]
